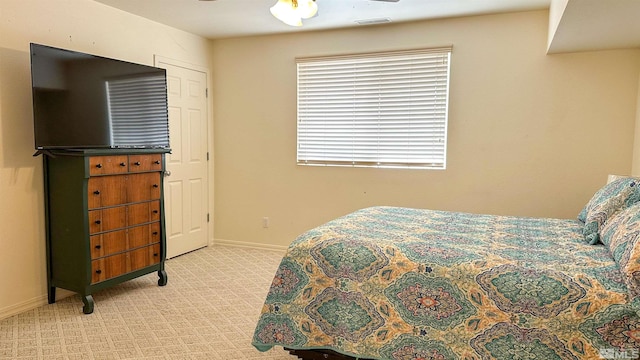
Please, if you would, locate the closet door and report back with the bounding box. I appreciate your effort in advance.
[156,58,209,258]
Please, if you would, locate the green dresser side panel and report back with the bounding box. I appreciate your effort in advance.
[46,155,90,293]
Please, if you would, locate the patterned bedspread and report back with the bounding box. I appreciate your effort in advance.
[252,207,639,359]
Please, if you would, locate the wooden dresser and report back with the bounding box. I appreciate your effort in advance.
[43,149,169,314]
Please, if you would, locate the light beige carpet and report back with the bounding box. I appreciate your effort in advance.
[0,246,298,359]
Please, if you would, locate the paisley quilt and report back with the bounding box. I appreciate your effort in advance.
[252,207,640,359]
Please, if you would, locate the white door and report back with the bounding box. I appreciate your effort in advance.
[155,57,209,258]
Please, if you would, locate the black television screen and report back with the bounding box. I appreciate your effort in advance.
[30,43,170,150]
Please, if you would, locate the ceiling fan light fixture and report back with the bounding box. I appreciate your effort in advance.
[270,0,316,27]
[297,0,318,19]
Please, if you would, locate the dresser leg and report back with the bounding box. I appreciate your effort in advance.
[158,270,168,286]
[48,286,56,304]
[82,295,94,314]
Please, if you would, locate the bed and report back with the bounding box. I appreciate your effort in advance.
[252,178,640,360]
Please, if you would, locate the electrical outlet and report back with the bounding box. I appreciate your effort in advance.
[262,217,269,228]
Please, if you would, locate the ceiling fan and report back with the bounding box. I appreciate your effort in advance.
[198,0,400,26]
[270,0,400,26]
[197,0,401,1]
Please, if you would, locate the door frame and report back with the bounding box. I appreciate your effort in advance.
[153,55,214,249]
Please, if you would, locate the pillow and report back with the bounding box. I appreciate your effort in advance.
[607,174,627,183]
[578,177,639,223]
[583,182,636,244]
[599,202,640,309]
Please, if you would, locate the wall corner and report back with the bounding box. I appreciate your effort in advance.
[547,0,569,54]
[632,72,640,176]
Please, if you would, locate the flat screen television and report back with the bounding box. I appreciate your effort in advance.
[30,43,170,150]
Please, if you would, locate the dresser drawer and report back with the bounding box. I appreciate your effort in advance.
[89,154,162,175]
[128,222,161,249]
[127,173,161,203]
[89,207,127,234]
[91,244,161,284]
[88,173,161,209]
[128,154,163,172]
[88,176,127,209]
[90,229,128,259]
[90,222,161,259]
[130,244,161,272]
[89,156,129,176]
[127,200,161,225]
[89,200,160,234]
[91,253,128,283]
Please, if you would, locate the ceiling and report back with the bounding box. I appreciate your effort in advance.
[93,0,640,53]
[547,0,640,53]
[93,0,550,39]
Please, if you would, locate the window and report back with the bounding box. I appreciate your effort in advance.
[296,47,451,169]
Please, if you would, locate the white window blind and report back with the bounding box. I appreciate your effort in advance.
[297,47,451,169]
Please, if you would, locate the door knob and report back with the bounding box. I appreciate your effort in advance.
[164,170,172,177]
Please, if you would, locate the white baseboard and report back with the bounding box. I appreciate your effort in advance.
[213,238,288,252]
[0,289,74,321]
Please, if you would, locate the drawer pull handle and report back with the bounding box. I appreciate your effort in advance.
[95,270,102,274]
[95,245,101,249]
[153,231,159,235]
[153,210,159,214]
[154,160,161,165]
[93,190,100,195]
[120,162,126,167]
[153,253,159,257]
[153,184,159,188]
[96,164,103,168]
[95,220,101,225]
[134,161,141,166]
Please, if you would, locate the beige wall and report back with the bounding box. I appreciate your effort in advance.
[212,10,640,248]
[633,73,640,176]
[0,0,211,318]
